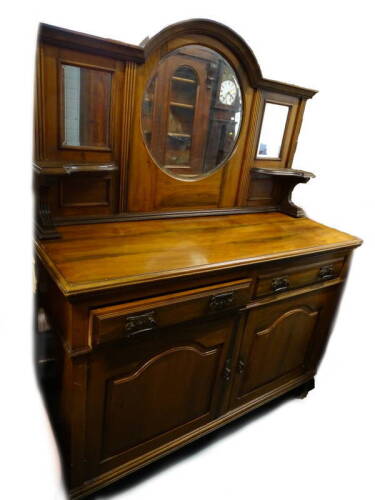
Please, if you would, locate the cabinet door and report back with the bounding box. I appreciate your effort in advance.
[229,286,341,410]
[85,313,239,478]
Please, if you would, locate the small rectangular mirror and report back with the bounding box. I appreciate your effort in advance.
[256,102,290,159]
[61,64,112,149]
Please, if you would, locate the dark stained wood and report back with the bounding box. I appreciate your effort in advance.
[248,167,315,217]
[39,23,145,63]
[34,175,61,240]
[85,313,238,478]
[295,377,315,399]
[254,255,345,298]
[252,167,315,178]
[34,42,125,225]
[229,285,342,410]
[34,160,118,175]
[33,162,119,236]
[90,278,252,345]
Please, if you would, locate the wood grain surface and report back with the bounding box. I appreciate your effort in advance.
[36,212,361,296]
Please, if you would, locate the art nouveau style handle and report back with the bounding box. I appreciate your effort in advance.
[209,291,234,312]
[271,277,290,293]
[318,264,336,281]
[124,311,157,338]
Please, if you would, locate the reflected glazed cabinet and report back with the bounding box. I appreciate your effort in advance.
[34,20,362,499]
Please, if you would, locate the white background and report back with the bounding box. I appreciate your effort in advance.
[1,1,374,499]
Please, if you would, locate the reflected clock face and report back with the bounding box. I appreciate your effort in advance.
[219,80,237,105]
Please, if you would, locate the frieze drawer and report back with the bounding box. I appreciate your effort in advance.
[254,257,345,298]
[90,278,253,345]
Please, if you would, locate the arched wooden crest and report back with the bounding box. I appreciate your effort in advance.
[143,19,262,89]
[143,19,317,98]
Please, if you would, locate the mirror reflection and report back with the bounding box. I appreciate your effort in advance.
[256,102,290,159]
[141,45,243,181]
[62,64,111,148]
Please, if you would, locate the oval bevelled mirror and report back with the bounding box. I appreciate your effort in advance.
[141,45,243,181]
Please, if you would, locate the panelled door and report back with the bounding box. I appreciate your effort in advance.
[85,312,241,478]
[228,286,341,410]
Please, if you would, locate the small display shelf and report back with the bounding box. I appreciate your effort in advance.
[250,167,315,217]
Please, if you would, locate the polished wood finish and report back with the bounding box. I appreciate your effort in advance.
[90,278,252,345]
[36,219,360,498]
[229,286,341,409]
[34,20,316,234]
[36,213,360,297]
[34,19,361,500]
[127,30,255,212]
[85,313,238,479]
[39,23,145,63]
[143,19,317,99]
[254,254,345,298]
[248,167,315,217]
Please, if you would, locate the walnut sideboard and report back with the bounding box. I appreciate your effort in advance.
[34,20,362,499]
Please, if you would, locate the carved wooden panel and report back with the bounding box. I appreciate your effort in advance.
[240,306,318,393]
[48,173,116,216]
[247,176,275,207]
[59,176,111,208]
[102,346,218,459]
[229,286,342,410]
[85,314,238,477]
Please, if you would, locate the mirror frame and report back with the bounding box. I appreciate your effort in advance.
[253,91,300,169]
[140,44,244,182]
[256,101,291,160]
[59,60,114,152]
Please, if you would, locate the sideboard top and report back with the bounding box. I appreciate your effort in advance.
[36,213,362,297]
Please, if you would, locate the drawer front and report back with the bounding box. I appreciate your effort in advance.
[254,256,345,298]
[90,278,253,345]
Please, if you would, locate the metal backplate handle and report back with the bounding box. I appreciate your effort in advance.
[318,264,337,281]
[124,311,157,339]
[271,276,290,293]
[209,291,235,312]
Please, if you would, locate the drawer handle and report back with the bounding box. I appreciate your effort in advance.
[209,291,234,312]
[271,277,290,293]
[124,311,157,338]
[318,264,337,281]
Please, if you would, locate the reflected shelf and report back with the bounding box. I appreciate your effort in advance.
[167,132,192,138]
[170,102,195,109]
[171,76,196,84]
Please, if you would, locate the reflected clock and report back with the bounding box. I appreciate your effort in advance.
[219,79,237,105]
